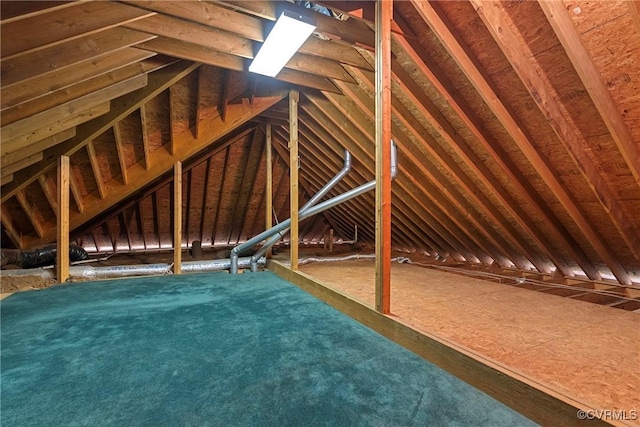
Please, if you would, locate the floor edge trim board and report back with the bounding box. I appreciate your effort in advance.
[266,260,615,427]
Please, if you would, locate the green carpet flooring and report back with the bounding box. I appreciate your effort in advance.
[1,271,537,426]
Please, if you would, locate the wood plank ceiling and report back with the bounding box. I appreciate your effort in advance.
[1,1,639,286]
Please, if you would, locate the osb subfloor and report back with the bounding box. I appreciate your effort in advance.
[298,259,640,419]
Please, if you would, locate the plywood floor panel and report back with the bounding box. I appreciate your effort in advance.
[299,259,640,420]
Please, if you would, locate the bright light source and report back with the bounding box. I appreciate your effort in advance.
[249,10,316,77]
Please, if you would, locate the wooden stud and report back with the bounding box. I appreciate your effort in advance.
[265,119,273,258]
[0,205,22,248]
[86,141,106,199]
[173,161,182,274]
[375,0,393,314]
[38,174,58,212]
[289,89,299,270]
[57,156,70,283]
[140,104,152,170]
[113,122,129,185]
[15,189,45,238]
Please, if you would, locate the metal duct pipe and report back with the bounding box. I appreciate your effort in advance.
[248,150,352,271]
[182,256,264,273]
[231,141,396,274]
[1,257,263,281]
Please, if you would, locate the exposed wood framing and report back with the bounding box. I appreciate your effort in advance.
[471,0,640,259]
[173,160,182,274]
[539,1,640,190]
[15,189,44,238]
[374,0,392,314]
[410,1,632,285]
[289,89,300,270]
[265,120,273,256]
[86,141,106,199]
[2,61,200,204]
[57,155,70,283]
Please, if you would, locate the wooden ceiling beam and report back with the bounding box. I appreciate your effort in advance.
[385,60,551,272]
[392,31,586,279]
[121,0,264,41]
[1,49,158,115]
[472,0,640,259]
[1,1,154,59]
[124,14,254,58]
[136,37,341,93]
[1,27,156,88]
[410,1,633,285]
[1,61,199,204]
[2,75,147,154]
[86,140,107,200]
[539,1,640,190]
[1,1,76,24]
[22,94,285,247]
[2,103,111,159]
[0,127,76,168]
[2,153,43,182]
[113,122,129,185]
[215,0,375,50]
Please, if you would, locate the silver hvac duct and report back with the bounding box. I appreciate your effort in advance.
[0,257,262,281]
[248,150,352,271]
[230,149,352,274]
[182,256,264,273]
[230,141,397,274]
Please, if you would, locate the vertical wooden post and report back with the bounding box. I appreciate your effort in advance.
[265,120,273,258]
[329,228,334,253]
[375,0,392,314]
[174,161,182,274]
[289,89,299,270]
[56,155,70,283]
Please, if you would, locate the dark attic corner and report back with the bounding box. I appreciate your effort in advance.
[1,1,639,426]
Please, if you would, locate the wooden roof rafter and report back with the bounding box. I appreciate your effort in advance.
[410,0,632,285]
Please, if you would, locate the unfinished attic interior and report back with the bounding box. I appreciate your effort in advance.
[1,0,639,425]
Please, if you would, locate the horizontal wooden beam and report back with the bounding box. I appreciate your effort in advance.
[1,1,154,59]
[1,27,156,87]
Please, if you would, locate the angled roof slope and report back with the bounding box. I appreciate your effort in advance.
[1,1,639,285]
